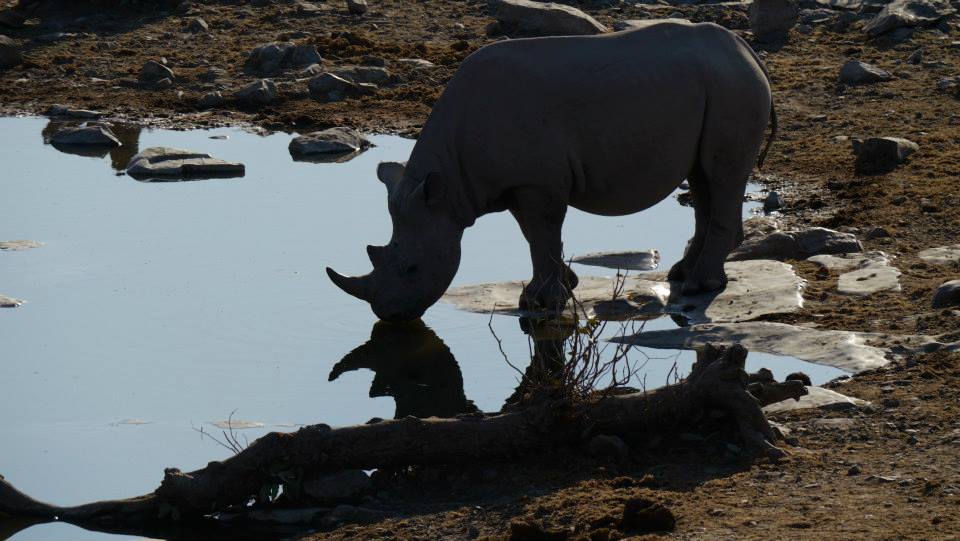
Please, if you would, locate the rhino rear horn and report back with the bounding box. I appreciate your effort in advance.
[326,267,372,301]
[367,244,385,267]
[376,161,405,193]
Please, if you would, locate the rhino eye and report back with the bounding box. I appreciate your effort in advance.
[403,264,419,275]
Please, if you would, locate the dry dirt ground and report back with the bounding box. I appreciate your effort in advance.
[1,0,959,539]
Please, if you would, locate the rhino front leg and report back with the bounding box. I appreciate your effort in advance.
[510,189,578,313]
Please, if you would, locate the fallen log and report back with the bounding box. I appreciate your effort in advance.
[0,344,805,537]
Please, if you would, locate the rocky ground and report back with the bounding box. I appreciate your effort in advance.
[2,0,959,539]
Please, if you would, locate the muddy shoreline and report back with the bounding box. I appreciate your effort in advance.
[2,0,959,539]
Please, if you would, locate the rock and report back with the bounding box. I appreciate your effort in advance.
[199,66,228,82]
[729,227,862,261]
[620,498,676,533]
[613,321,889,373]
[289,127,372,160]
[0,34,21,69]
[588,434,630,463]
[743,215,781,241]
[296,1,328,15]
[126,147,245,180]
[0,294,23,308]
[838,60,893,85]
[865,226,891,240]
[937,76,959,93]
[571,249,661,271]
[837,257,901,295]
[139,60,174,88]
[852,137,918,174]
[47,104,102,119]
[308,72,372,102]
[330,65,391,85]
[396,58,436,68]
[763,386,870,412]
[302,470,371,504]
[614,18,690,32]
[785,372,812,386]
[346,0,368,14]
[186,17,208,32]
[234,79,277,105]
[749,0,800,42]
[906,48,923,64]
[487,0,608,37]
[302,63,324,76]
[918,244,960,265]
[863,0,956,37]
[932,280,960,308]
[848,464,863,475]
[0,240,42,251]
[197,90,224,109]
[50,125,122,147]
[808,250,888,270]
[763,191,784,213]
[812,417,857,430]
[445,259,804,324]
[244,42,322,77]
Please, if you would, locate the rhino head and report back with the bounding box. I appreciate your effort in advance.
[327,161,463,321]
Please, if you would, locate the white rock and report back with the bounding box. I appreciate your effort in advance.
[0,294,23,307]
[837,259,901,295]
[918,244,960,265]
[764,386,870,413]
[571,250,661,271]
[0,240,42,251]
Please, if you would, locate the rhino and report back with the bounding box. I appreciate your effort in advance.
[327,20,776,321]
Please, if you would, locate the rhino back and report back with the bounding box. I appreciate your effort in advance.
[409,21,769,221]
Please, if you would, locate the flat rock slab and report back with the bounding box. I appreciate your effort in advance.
[611,321,889,373]
[863,0,956,36]
[209,419,264,430]
[289,127,372,162]
[571,249,661,271]
[729,227,862,261]
[764,386,870,413]
[1,294,24,307]
[0,240,42,251]
[809,251,902,294]
[918,244,960,265]
[126,147,245,180]
[443,260,803,324]
[488,0,608,36]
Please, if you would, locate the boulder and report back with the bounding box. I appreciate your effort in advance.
[763,191,784,213]
[749,0,800,42]
[288,127,372,159]
[487,0,608,36]
[302,470,371,504]
[308,72,373,102]
[244,42,322,77]
[838,60,893,84]
[50,125,122,146]
[330,65,391,85]
[852,137,918,174]
[729,227,862,261]
[863,0,956,36]
[139,60,174,88]
[346,0,368,14]
[234,79,277,105]
[932,280,960,309]
[0,34,21,69]
[126,147,245,180]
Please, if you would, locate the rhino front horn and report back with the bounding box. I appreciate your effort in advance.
[326,267,371,301]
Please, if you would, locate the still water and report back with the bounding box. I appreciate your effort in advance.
[0,116,844,540]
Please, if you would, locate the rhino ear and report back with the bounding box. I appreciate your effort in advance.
[411,171,445,207]
[377,162,406,192]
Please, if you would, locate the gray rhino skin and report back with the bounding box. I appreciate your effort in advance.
[328,21,775,321]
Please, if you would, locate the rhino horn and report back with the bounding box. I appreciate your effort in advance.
[366,244,385,267]
[326,267,371,301]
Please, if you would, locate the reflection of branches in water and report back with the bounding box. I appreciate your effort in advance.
[492,270,682,404]
[192,409,249,456]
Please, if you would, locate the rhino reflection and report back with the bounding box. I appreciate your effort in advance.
[503,318,574,407]
[330,320,478,419]
[42,120,141,170]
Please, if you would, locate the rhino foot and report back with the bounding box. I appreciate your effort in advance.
[680,272,727,296]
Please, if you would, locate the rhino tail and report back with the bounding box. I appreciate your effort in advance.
[757,102,777,171]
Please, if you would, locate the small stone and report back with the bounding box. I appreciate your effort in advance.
[865,226,891,240]
[839,60,893,85]
[933,280,960,308]
[763,191,784,213]
[50,125,122,147]
[906,435,919,445]
[852,137,918,174]
[288,127,372,159]
[848,464,862,475]
[0,34,21,69]
[308,72,364,102]
[330,65,391,85]
[47,104,102,119]
[346,0,368,15]
[620,498,676,533]
[906,48,923,64]
[197,90,224,109]
[588,434,630,463]
[882,397,900,408]
[186,17,208,33]
[234,79,277,106]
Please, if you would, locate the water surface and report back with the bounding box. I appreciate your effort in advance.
[0,117,844,540]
